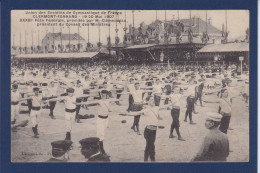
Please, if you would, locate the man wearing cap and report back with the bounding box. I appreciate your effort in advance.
[126,78,135,112]
[48,140,73,162]
[41,82,49,108]
[82,76,92,90]
[191,112,229,161]
[31,72,40,86]
[79,137,110,162]
[222,78,244,100]
[62,87,78,139]
[96,74,105,90]
[125,97,172,162]
[11,84,29,125]
[183,78,197,125]
[26,87,45,138]
[217,89,233,134]
[104,76,113,91]
[112,76,125,106]
[129,82,146,135]
[162,81,171,105]
[40,72,50,86]
[20,81,34,113]
[74,80,84,123]
[195,75,205,107]
[153,79,163,106]
[49,87,77,140]
[81,75,93,104]
[51,70,59,81]
[59,71,74,93]
[47,81,59,119]
[206,86,241,134]
[168,87,185,141]
[81,89,122,156]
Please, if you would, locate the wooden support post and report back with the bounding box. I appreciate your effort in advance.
[147,49,156,60]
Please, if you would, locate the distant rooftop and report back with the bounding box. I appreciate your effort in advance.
[177,18,221,34]
[43,33,85,41]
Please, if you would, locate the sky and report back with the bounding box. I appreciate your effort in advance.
[11,10,249,47]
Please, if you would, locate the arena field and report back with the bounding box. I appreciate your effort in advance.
[11,85,249,162]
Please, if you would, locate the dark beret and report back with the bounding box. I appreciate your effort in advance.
[33,87,40,91]
[79,137,99,147]
[51,140,73,158]
[67,88,75,93]
[101,90,109,95]
[12,84,18,89]
[51,140,73,148]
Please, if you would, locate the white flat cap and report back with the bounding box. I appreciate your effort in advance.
[206,112,223,122]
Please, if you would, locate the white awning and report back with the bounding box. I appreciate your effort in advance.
[198,43,249,53]
[125,44,156,50]
[15,52,100,59]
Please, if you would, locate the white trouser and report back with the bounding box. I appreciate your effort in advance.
[97,117,109,141]
[30,109,41,127]
[65,111,75,132]
[11,105,19,122]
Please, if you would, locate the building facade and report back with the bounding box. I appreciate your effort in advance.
[41,33,86,53]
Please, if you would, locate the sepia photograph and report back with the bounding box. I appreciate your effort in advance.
[10,10,249,162]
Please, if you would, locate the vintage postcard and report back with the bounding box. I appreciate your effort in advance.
[10,10,249,162]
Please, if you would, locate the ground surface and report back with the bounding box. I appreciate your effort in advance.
[11,82,249,163]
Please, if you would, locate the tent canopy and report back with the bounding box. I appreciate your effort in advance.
[198,43,249,53]
[15,52,100,59]
[125,44,156,50]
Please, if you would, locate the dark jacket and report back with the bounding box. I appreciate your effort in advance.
[192,129,229,162]
[88,153,110,162]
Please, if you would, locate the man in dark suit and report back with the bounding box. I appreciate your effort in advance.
[79,137,110,162]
